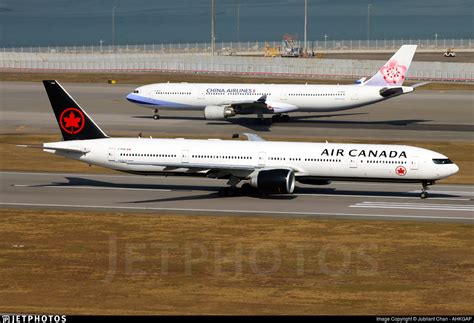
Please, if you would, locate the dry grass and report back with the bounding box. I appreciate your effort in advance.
[0,208,472,315]
[1,72,473,91]
[1,134,472,184]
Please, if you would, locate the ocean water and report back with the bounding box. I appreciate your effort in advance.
[0,0,472,47]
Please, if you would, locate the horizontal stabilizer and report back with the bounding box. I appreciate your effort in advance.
[43,144,90,154]
[379,86,414,98]
[411,82,430,88]
[16,144,42,149]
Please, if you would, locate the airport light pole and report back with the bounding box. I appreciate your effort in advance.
[112,6,116,51]
[324,34,328,50]
[367,3,371,48]
[304,0,307,54]
[211,0,215,56]
[237,1,240,44]
[434,33,438,48]
[99,40,103,52]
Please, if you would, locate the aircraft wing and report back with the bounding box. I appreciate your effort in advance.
[218,95,298,115]
[125,160,256,178]
[125,160,304,179]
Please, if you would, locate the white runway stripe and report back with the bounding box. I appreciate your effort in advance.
[409,190,474,196]
[351,201,474,212]
[297,193,468,201]
[12,184,171,192]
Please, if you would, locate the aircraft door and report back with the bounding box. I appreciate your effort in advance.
[351,92,359,101]
[280,90,288,101]
[198,87,205,100]
[181,149,189,163]
[350,158,358,168]
[258,152,266,166]
[107,147,115,161]
[410,157,419,170]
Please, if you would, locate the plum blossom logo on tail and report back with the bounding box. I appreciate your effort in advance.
[60,107,85,134]
[380,59,407,84]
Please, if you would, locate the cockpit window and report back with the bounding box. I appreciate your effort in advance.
[432,158,453,164]
[133,90,139,93]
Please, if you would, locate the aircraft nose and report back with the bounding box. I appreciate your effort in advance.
[126,92,143,104]
[452,163,460,175]
[126,92,135,102]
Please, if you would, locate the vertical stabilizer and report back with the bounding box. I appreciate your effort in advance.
[365,45,417,86]
[43,80,108,141]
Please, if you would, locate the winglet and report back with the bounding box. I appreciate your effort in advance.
[365,45,417,86]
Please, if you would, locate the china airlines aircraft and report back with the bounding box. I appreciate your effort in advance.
[126,45,425,122]
[42,80,457,199]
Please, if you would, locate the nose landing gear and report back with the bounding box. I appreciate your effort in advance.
[153,109,160,120]
[420,180,434,199]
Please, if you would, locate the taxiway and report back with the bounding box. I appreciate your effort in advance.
[1,82,473,141]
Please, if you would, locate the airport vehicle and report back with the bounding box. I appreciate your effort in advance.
[281,33,302,57]
[41,80,458,199]
[127,45,423,122]
[443,48,456,57]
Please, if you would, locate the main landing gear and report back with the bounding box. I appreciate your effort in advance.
[218,184,258,197]
[271,114,290,122]
[420,180,434,199]
[153,109,160,120]
[218,177,258,197]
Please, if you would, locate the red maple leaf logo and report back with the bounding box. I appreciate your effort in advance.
[395,166,407,176]
[64,112,81,128]
[59,107,85,134]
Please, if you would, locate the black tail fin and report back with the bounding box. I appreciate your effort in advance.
[43,80,108,141]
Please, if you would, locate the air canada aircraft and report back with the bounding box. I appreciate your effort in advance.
[126,45,426,122]
[42,80,457,199]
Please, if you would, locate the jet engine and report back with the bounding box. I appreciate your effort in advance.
[204,105,236,120]
[250,169,295,194]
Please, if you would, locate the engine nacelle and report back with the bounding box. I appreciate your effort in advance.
[250,169,295,194]
[204,105,236,120]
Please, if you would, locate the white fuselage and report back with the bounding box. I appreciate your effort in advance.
[126,83,414,113]
[44,138,458,183]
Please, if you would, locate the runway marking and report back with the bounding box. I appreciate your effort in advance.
[335,182,474,189]
[409,190,474,197]
[297,193,468,201]
[12,184,171,192]
[351,202,474,213]
[0,202,472,222]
